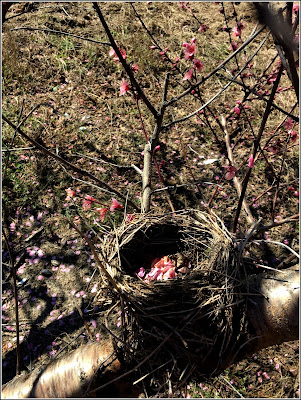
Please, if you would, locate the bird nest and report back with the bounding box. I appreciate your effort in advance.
[97,209,247,389]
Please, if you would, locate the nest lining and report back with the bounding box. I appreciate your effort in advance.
[98,210,247,386]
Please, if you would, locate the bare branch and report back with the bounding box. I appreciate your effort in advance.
[92,2,159,119]
[232,64,284,232]
[163,29,270,129]
[165,25,266,108]
[2,114,139,211]
[221,116,254,226]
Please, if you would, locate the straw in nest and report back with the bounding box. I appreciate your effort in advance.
[98,209,246,388]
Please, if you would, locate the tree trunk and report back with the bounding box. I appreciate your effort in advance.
[2,266,299,398]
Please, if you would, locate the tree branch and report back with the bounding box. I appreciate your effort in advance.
[92,2,159,119]
[2,114,139,211]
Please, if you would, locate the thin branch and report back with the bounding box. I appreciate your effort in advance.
[258,214,299,232]
[2,114,139,211]
[10,26,111,46]
[232,64,284,232]
[221,116,254,225]
[92,2,158,119]
[2,229,21,375]
[163,28,270,129]
[165,25,266,108]
[215,73,299,122]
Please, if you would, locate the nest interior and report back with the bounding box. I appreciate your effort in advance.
[100,210,248,389]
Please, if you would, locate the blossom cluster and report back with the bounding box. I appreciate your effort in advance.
[137,256,177,282]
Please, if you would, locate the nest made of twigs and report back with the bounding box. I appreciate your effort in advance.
[98,209,246,388]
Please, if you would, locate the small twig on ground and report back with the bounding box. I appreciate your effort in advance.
[276,254,297,270]
[11,26,111,46]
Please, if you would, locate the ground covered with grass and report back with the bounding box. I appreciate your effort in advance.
[2,2,299,398]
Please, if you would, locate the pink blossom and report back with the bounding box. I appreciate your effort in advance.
[163,267,177,280]
[150,257,161,269]
[234,106,241,115]
[82,195,96,210]
[131,63,139,71]
[137,267,145,278]
[229,42,238,51]
[110,198,123,212]
[289,129,298,143]
[109,46,126,63]
[293,3,299,13]
[95,207,108,222]
[37,275,44,281]
[199,24,209,33]
[120,78,130,96]
[224,165,236,180]
[232,26,241,38]
[150,45,157,50]
[153,145,160,154]
[182,39,196,60]
[248,154,254,168]
[65,187,76,200]
[90,320,97,329]
[146,267,163,281]
[109,47,115,58]
[284,118,294,130]
[145,256,177,282]
[183,69,194,81]
[193,58,204,72]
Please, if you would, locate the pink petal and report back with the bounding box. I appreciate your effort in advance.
[137,267,145,278]
[234,106,240,115]
[110,198,123,212]
[248,154,254,168]
[183,69,194,81]
[95,207,108,222]
[120,78,130,96]
[193,58,204,72]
